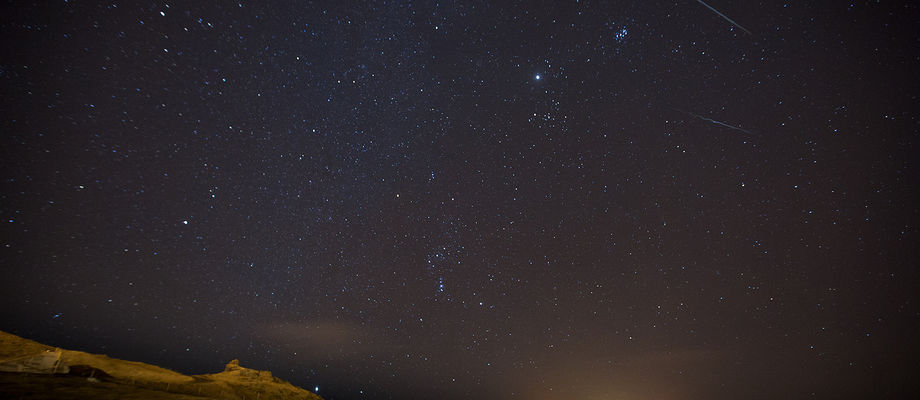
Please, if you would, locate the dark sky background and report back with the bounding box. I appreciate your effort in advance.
[2,1,919,399]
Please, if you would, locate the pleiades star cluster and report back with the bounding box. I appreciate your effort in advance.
[2,1,918,399]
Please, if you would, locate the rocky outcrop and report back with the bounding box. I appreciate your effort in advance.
[224,358,242,372]
[221,359,278,382]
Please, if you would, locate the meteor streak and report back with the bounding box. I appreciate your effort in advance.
[675,108,755,136]
[694,0,752,35]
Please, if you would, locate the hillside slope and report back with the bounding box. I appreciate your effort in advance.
[0,330,323,400]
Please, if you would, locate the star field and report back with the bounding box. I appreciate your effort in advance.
[2,1,919,399]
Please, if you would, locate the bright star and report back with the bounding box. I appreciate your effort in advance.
[535,74,541,80]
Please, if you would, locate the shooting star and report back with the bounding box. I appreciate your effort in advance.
[674,108,755,136]
[694,0,752,35]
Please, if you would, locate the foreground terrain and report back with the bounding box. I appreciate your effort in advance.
[0,330,322,400]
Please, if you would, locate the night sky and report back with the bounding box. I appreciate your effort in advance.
[2,1,919,399]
